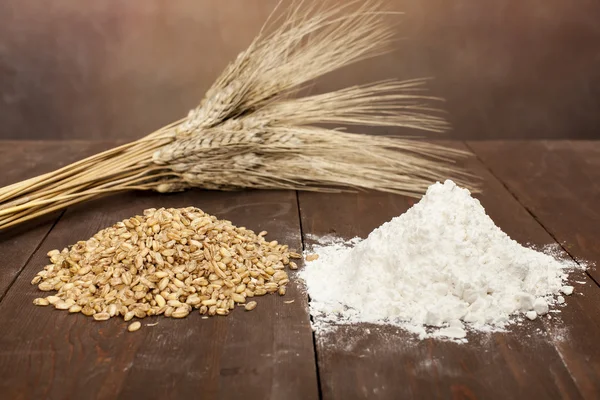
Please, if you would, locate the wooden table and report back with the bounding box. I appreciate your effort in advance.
[0,140,598,400]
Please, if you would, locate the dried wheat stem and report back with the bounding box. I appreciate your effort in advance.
[0,171,179,218]
[0,123,179,204]
[0,0,479,231]
[0,135,175,210]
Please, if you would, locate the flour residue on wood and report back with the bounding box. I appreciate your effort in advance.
[300,180,585,342]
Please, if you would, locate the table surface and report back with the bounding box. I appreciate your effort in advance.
[0,140,598,400]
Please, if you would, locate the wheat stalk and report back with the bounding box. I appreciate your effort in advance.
[0,0,476,231]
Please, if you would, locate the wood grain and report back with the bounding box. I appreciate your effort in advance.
[1,139,600,399]
[0,142,114,300]
[468,141,600,285]
[468,140,600,399]
[298,142,599,399]
[0,186,318,399]
[1,0,600,140]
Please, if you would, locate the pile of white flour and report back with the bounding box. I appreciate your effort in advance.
[300,180,581,341]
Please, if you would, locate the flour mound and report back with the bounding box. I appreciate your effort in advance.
[300,180,580,341]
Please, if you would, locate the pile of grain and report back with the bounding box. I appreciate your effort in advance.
[31,207,299,330]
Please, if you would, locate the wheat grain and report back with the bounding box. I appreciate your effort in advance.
[33,298,49,306]
[128,321,141,332]
[93,312,110,321]
[31,207,294,327]
[54,301,70,310]
[69,304,82,313]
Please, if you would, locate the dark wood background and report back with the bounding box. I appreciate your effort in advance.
[1,0,599,141]
[0,140,599,399]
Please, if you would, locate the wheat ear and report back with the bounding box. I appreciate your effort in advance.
[0,0,477,230]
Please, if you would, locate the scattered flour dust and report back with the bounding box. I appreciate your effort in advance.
[300,180,585,342]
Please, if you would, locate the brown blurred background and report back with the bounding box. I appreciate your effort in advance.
[0,0,599,141]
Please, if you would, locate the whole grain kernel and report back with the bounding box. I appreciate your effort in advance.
[47,249,60,257]
[155,294,166,308]
[82,306,95,316]
[33,298,50,306]
[232,293,246,303]
[69,304,82,313]
[93,312,110,321]
[108,304,118,317]
[128,321,141,332]
[245,301,257,311]
[31,207,293,324]
[172,308,189,318]
[164,306,174,318]
[38,282,54,291]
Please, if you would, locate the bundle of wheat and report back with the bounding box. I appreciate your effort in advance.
[0,0,475,231]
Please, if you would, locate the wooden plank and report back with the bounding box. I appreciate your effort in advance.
[298,143,595,399]
[0,189,318,399]
[467,141,600,285]
[0,141,115,300]
[468,140,600,398]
